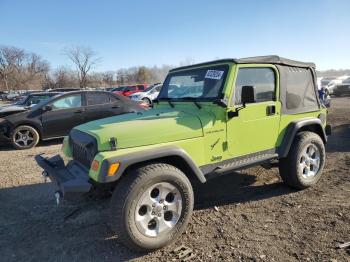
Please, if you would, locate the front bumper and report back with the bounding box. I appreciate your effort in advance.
[0,123,11,141]
[35,154,92,201]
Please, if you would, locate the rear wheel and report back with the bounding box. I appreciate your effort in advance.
[279,131,325,189]
[11,125,40,149]
[110,163,194,251]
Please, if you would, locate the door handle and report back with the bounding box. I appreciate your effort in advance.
[74,109,84,113]
[111,105,120,109]
[266,105,276,116]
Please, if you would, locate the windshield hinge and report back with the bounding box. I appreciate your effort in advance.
[109,137,117,151]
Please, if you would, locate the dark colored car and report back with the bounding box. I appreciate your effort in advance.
[0,90,144,149]
[48,88,81,92]
[334,77,350,96]
[0,92,60,117]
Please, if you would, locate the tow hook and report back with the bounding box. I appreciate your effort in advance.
[42,171,49,183]
[54,191,62,205]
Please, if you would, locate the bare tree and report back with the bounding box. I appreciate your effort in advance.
[52,66,78,88]
[64,46,100,88]
[0,46,25,90]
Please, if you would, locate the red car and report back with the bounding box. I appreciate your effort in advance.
[113,84,149,97]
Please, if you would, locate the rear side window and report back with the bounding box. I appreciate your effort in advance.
[86,93,110,106]
[284,67,317,110]
[234,68,276,105]
[51,94,82,109]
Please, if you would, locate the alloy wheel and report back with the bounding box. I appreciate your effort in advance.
[299,144,320,178]
[135,182,182,237]
[14,128,35,148]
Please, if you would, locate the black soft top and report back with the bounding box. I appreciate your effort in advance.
[170,55,315,72]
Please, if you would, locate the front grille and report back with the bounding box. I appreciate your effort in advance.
[70,130,97,169]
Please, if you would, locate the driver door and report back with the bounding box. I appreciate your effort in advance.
[41,93,85,138]
[227,66,281,157]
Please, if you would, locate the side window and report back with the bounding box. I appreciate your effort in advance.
[86,93,110,106]
[234,68,276,105]
[139,86,145,91]
[110,94,121,103]
[51,94,82,109]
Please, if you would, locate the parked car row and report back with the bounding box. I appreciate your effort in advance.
[317,75,350,96]
[0,90,145,149]
[111,84,149,97]
[333,77,350,96]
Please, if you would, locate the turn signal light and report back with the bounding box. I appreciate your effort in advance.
[108,163,120,176]
[91,160,100,171]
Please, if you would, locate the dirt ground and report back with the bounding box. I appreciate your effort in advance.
[0,97,349,262]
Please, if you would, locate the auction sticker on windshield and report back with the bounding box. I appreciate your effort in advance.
[205,70,224,80]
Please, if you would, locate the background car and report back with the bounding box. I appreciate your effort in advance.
[113,84,148,97]
[129,83,162,105]
[326,75,350,95]
[48,88,81,92]
[333,77,350,96]
[0,90,144,149]
[6,92,20,101]
[0,92,60,117]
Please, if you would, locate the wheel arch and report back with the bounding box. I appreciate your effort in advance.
[101,146,207,184]
[278,118,326,158]
[12,122,43,139]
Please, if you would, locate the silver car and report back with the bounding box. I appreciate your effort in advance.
[129,84,162,105]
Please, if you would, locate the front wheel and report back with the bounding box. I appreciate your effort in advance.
[279,131,325,189]
[110,163,194,251]
[11,125,40,149]
[141,97,152,106]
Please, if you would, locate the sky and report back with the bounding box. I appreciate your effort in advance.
[1,0,349,71]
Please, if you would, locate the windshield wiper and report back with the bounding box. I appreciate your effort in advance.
[179,97,202,109]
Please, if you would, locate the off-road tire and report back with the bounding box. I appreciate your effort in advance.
[279,131,325,189]
[110,163,194,251]
[11,125,40,150]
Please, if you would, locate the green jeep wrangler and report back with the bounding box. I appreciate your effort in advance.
[36,55,331,251]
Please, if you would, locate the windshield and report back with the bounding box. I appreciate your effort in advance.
[31,94,60,110]
[343,78,350,83]
[125,86,137,92]
[158,65,229,101]
[15,94,53,106]
[114,86,127,91]
[14,96,29,105]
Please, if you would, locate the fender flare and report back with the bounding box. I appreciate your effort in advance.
[99,146,207,183]
[278,118,327,158]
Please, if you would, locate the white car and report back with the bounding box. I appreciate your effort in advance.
[326,76,350,95]
[6,92,19,100]
[129,84,162,105]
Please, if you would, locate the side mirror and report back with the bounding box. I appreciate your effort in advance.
[43,105,52,111]
[241,86,255,106]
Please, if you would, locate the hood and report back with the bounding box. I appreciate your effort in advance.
[0,104,28,117]
[130,92,143,97]
[75,108,205,151]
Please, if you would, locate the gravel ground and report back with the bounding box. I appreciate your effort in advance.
[0,97,349,262]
